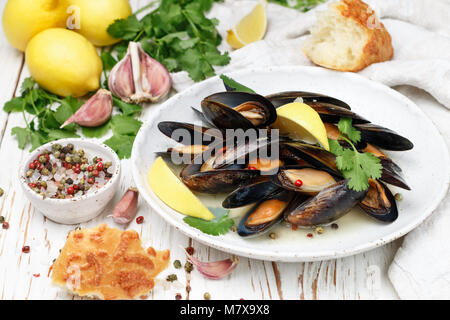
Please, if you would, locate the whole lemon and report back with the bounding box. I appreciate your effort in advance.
[26,28,102,97]
[2,0,68,52]
[67,0,132,47]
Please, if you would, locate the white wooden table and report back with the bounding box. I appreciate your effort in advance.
[3,0,448,300]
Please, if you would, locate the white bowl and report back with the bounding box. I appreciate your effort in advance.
[19,138,121,225]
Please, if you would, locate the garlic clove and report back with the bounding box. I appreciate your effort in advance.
[109,41,171,104]
[186,251,239,280]
[113,187,139,224]
[108,54,135,100]
[61,89,113,128]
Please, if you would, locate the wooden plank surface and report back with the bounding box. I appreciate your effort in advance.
[0,0,403,300]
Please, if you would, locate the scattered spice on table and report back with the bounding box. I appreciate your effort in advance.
[204,292,211,300]
[22,246,30,253]
[315,227,324,235]
[173,260,182,269]
[2,221,9,229]
[25,143,114,199]
[184,261,194,273]
[395,193,402,201]
[0,187,4,197]
[307,233,314,238]
[33,274,40,278]
[166,274,178,282]
[136,216,144,224]
[331,223,339,230]
[186,285,191,293]
[175,293,182,300]
[185,246,195,255]
[269,232,277,240]
[0,216,4,223]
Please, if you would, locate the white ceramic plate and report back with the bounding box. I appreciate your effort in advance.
[131,66,450,262]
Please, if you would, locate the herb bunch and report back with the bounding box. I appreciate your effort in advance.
[4,78,142,159]
[106,0,230,82]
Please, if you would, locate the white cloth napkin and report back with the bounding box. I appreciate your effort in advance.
[170,0,450,299]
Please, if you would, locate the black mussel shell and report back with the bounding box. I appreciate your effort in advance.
[237,190,296,237]
[358,180,398,222]
[223,179,281,208]
[202,92,277,129]
[355,124,414,151]
[285,180,367,227]
[266,91,351,110]
[158,121,223,145]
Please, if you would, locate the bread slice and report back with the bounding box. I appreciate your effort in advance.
[302,0,393,72]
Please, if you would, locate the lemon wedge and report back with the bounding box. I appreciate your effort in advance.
[226,2,267,49]
[272,102,330,151]
[148,157,215,221]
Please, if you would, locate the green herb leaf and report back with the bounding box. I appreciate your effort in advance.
[183,207,234,236]
[113,96,142,116]
[110,114,142,136]
[107,15,143,41]
[101,52,118,71]
[4,97,24,113]
[47,129,80,140]
[82,121,111,138]
[338,117,361,143]
[220,75,256,93]
[104,134,136,159]
[269,0,326,12]
[11,127,30,149]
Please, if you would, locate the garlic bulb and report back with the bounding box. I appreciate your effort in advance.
[61,89,113,128]
[186,251,239,280]
[108,42,172,104]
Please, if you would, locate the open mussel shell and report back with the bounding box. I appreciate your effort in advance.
[285,180,367,227]
[280,142,340,175]
[180,161,261,194]
[201,92,277,129]
[355,123,414,151]
[237,189,296,237]
[267,91,352,110]
[276,166,338,195]
[358,180,398,222]
[158,121,223,145]
[223,178,281,208]
[379,158,410,190]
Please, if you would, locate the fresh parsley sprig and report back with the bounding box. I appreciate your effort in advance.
[4,77,142,159]
[183,207,234,236]
[329,118,382,192]
[269,0,327,12]
[107,0,230,82]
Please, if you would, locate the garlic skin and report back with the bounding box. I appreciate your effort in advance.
[61,89,113,128]
[186,251,239,280]
[109,42,172,104]
[113,187,139,224]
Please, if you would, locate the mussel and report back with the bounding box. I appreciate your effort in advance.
[222,179,282,208]
[355,123,414,151]
[201,92,277,129]
[285,180,367,227]
[266,91,369,124]
[237,190,297,237]
[276,166,337,195]
[180,156,261,194]
[358,180,398,222]
[280,142,340,174]
[158,121,223,145]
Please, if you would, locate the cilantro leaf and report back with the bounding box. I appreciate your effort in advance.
[82,121,111,138]
[183,207,234,236]
[220,75,256,93]
[4,97,24,113]
[338,117,361,143]
[110,114,142,136]
[11,127,30,149]
[107,15,143,41]
[104,134,135,159]
[113,96,142,116]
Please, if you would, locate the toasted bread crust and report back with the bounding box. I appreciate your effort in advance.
[51,224,170,300]
[304,0,393,72]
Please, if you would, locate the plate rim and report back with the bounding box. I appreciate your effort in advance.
[131,66,450,262]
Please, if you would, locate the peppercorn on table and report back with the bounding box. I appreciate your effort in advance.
[0,0,409,300]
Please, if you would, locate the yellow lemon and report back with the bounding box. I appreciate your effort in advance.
[272,102,330,151]
[226,2,267,49]
[67,0,132,46]
[2,0,68,51]
[148,157,215,221]
[26,28,102,97]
